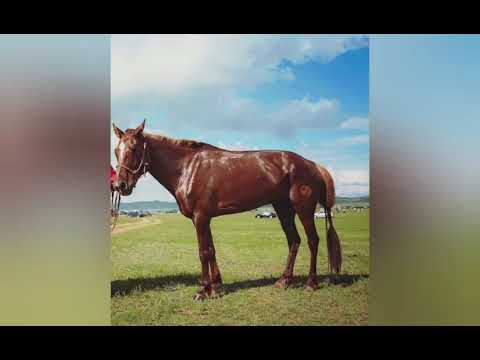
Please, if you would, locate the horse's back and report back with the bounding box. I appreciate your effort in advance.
[205,148,329,191]
[179,147,333,215]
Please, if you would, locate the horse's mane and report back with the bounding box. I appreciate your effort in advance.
[143,132,220,150]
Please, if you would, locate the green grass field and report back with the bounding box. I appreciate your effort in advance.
[111,210,369,325]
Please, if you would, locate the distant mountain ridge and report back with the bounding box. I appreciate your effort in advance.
[336,196,369,204]
[120,200,179,211]
[121,196,369,211]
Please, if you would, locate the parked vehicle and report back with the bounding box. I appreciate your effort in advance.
[314,211,334,219]
[255,211,277,219]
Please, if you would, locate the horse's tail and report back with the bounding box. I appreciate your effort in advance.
[325,207,342,274]
[316,165,342,274]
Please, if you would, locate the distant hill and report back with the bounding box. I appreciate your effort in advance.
[120,200,179,211]
[336,196,369,205]
[121,196,369,211]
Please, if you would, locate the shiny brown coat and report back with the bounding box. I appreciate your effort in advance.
[113,121,342,300]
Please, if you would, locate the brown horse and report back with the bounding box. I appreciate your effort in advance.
[113,120,342,300]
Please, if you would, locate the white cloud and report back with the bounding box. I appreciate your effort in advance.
[278,66,295,80]
[112,34,368,136]
[328,169,369,197]
[340,116,369,130]
[337,134,369,145]
[217,141,259,151]
[127,91,341,137]
[112,34,368,99]
[268,97,339,136]
[143,127,169,137]
[123,173,175,202]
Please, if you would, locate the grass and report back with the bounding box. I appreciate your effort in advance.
[111,210,369,325]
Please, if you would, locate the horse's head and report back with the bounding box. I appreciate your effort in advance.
[113,120,149,196]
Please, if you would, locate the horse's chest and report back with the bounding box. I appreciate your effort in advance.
[175,169,205,216]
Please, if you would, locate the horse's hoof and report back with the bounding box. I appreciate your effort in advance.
[305,279,319,292]
[274,277,292,289]
[210,285,223,298]
[193,292,207,301]
[209,290,223,299]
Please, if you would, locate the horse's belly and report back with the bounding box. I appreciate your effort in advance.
[215,177,286,213]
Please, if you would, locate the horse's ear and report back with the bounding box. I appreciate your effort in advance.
[112,123,124,139]
[135,119,146,136]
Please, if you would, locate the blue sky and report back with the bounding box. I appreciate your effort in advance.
[111,35,369,202]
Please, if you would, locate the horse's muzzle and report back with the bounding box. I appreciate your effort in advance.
[118,180,133,196]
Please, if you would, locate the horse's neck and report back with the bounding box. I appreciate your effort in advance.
[146,135,194,195]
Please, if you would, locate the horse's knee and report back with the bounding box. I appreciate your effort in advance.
[199,246,215,263]
[290,241,300,255]
[199,249,209,263]
[307,235,319,248]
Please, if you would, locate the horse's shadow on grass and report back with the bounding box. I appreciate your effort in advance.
[111,273,369,297]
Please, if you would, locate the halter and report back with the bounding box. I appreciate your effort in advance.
[117,140,150,178]
[111,134,149,232]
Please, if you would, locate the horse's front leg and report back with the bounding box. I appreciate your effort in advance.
[209,240,223,298]
[193,213,222,300]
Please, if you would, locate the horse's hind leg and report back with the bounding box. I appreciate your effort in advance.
[297,212,320,291]
[273,201,301,289]
[290,185,320,291]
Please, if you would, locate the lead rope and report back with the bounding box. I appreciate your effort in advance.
[111,190,121,231]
